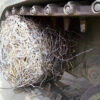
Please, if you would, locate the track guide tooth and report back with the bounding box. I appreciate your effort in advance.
[11,7,17,15]
[30,6,42,15]
[20,6,25,14]
[20,6,30,15]
[64,1,78,15]
[5,10,10,18]
[44,4,59,15]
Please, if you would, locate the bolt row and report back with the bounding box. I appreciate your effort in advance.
[5,1,99,18]
[5,1,79,17]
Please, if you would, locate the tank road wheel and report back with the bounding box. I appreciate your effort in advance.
[80,85,100,100]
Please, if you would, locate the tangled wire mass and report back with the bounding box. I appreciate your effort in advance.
[0,15,73,88]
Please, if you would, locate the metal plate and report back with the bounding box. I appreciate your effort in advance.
[80,85,100,100]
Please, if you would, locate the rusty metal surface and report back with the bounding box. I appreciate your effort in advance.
[1,4,94,19]
[70,17,100,86]
[0,0,99,21]
[80,85,100,100]
[3,1,100,21]
[0,0,67,20]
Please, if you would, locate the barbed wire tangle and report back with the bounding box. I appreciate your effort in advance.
[0,15,81,88]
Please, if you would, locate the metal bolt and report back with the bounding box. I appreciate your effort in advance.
[30,6,42,15]
[5,10,10,18]
[91,72,98,79]
[64,1,77,15]
[44,4,58,15]
[20,6,25,14]
[44,4,52,15]
[89,69,99,80]
[30,6,37,15]
[91,1,100,13]
[12,7,16,14]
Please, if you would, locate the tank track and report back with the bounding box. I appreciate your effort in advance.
[3,0,100,19]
